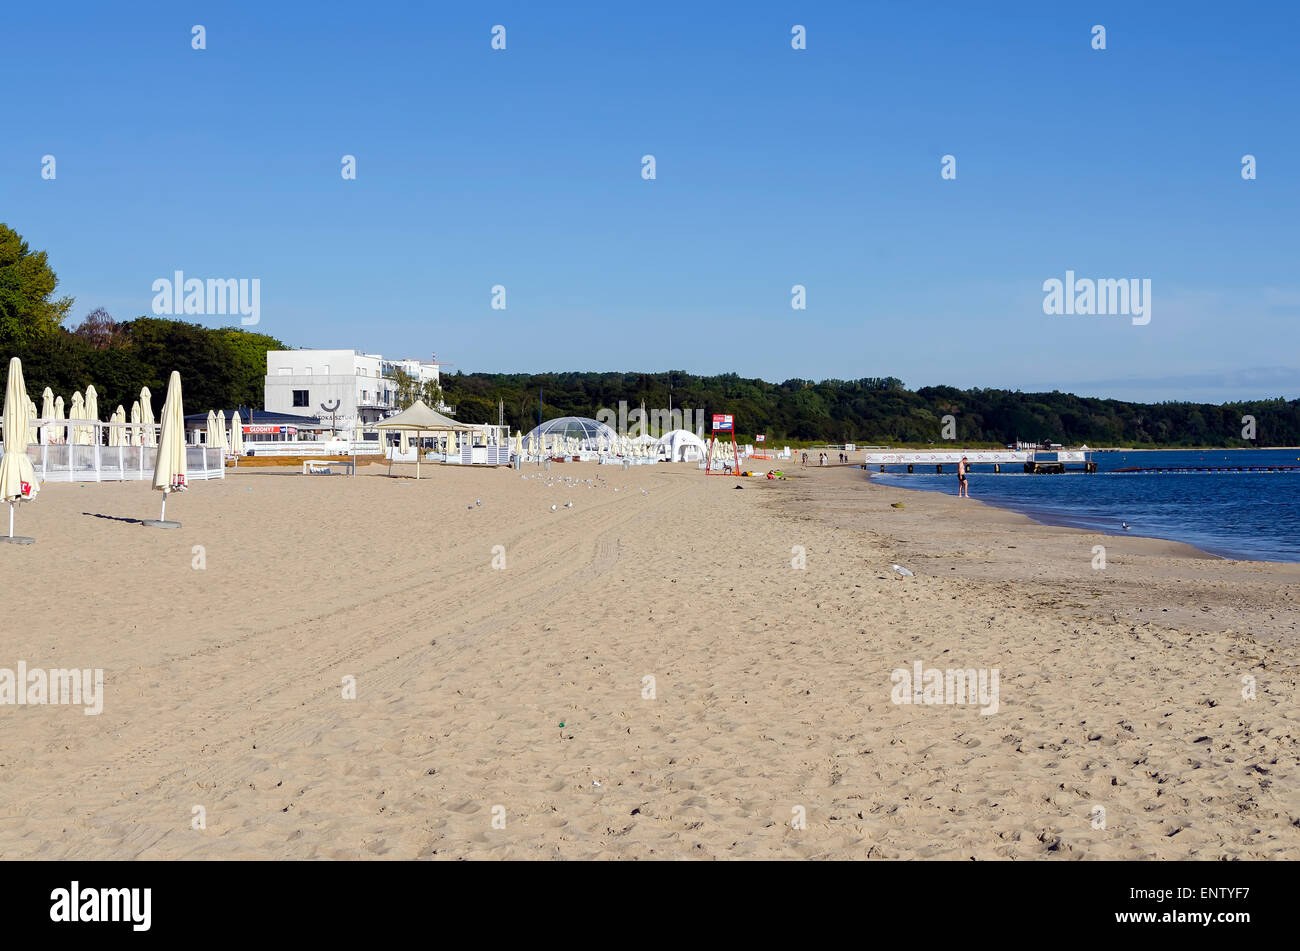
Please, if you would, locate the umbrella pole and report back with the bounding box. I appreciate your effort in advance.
[8,502,13,538]
[160,492,167,523]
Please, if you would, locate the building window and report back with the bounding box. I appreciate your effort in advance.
[292,390,309,407]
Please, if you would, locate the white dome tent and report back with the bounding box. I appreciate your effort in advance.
[656,428,706,462]
[523,416,618,453]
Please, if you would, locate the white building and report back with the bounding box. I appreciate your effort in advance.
[264,350,442,436]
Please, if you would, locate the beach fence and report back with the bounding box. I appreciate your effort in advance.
[2,419,225,484]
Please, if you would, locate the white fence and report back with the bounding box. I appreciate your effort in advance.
[19,443,226,483]
[2,415,225,482]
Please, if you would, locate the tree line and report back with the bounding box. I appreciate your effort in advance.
[4,221,1296,446]
[439,371,1300,447]
[2,222,287,415]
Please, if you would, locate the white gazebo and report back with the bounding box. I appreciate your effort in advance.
[374,400,472,479]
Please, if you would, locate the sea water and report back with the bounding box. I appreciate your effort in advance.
[869,448,1300,562]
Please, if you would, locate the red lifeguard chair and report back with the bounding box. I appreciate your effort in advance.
[706,414,741,475]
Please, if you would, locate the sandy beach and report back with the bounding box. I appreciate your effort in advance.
[1,462,1297,860]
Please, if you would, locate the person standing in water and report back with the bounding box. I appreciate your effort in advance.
[957,456,969,498]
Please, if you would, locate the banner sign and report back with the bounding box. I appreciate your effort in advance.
[244,425,298,435]
[755,434,765,443]
[712,414,733,432]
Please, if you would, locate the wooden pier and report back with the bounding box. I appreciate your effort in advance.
[1113,465,1300,474]
[857,449,1096,474]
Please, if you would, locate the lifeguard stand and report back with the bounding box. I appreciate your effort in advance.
[706,414,741,475]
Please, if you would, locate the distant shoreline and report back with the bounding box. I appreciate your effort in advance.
[1091,445,1300,452]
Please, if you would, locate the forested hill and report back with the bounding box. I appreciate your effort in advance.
[441,371,1300,447]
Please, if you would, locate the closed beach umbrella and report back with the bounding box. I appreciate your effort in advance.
[69,391,85,445]
[27,397,39,446]
[206,410,218,448]
[54,395,65,444]
[230,411,244,455]
[0,357,39,542]
[130,401,141,446]
[85,385,99,445]
[514,431,522,457]
[216,411,227,451]
[140,386,156,447]
[40,388,54,444]
[148,371,187,526]
[399,428,409,455]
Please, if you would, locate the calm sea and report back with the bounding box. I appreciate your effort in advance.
[869,448,1300,562]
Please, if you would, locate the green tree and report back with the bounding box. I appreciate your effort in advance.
[215,327,290,409]
[0,223,74,347]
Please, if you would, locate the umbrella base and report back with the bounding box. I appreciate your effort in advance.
[142,520,182,530]
[0,535,35,545]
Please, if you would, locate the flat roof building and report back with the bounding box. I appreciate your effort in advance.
[264,349,443,436]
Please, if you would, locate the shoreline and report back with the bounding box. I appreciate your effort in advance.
[862,467,1297,566]
[814,465,1299,645]
[865,470,1235,562]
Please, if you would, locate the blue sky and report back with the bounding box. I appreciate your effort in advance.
[3,1,1297,402]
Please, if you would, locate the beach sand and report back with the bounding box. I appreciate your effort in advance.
[1,461,1296,859]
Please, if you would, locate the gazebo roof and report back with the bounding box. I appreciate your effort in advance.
[372,400,471,431]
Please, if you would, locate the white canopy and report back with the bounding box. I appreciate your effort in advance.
[657,429,707,462]
[373,400,470,479]
[372,400,471,432]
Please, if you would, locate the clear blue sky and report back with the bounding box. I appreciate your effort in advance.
[3,0,1297,402]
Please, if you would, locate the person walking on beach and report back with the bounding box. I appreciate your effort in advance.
[957,456,969,498]
[801,451,808,469]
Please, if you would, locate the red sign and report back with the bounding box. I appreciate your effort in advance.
[712,414,733,432]
[244,425,298,435]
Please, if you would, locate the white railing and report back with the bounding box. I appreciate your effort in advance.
[2,418,225,483]
[17,442,225,483]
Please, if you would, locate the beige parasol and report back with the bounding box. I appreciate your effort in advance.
[0,357,39,542]
[147,371,187,526]
[85,385,99,445]
[140,386,156,447]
